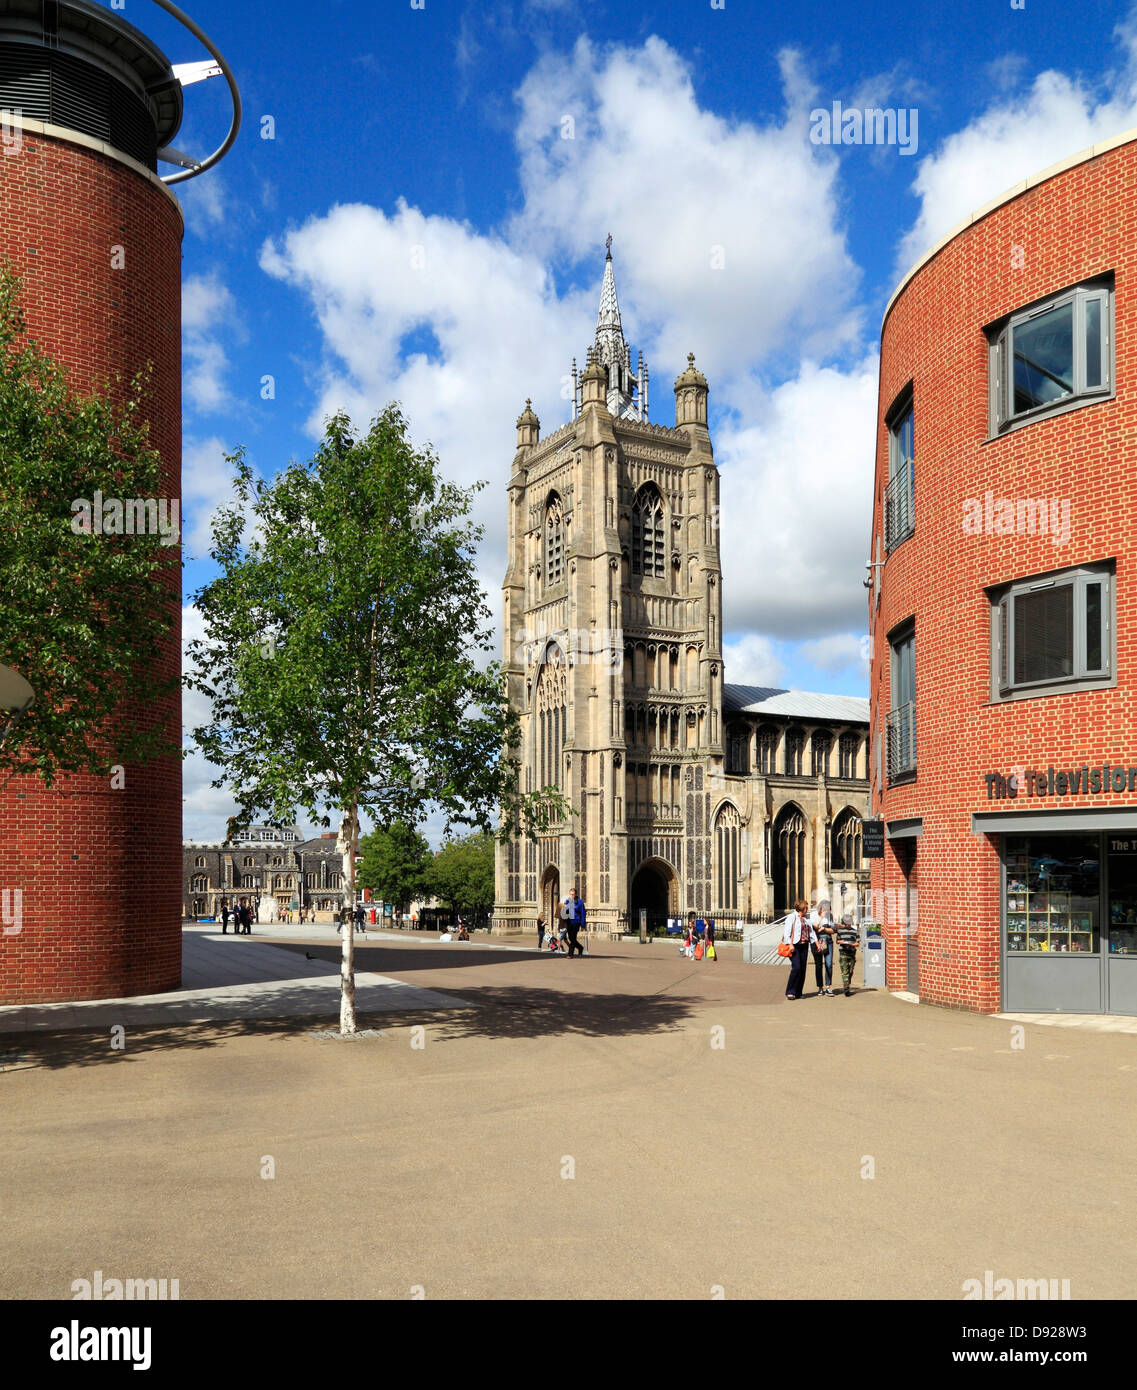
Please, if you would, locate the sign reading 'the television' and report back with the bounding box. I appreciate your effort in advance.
[984,765,1137,800]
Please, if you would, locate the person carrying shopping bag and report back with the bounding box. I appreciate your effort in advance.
[782,898,817,1000]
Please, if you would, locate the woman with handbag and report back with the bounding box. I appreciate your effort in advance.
[811,900,836,995]
[782,898,816,1000]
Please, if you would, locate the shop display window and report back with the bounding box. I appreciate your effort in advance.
[1106,837,1137,956]
[1005,834,1098,953]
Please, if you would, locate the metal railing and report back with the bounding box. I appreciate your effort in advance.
[884,471,914,550]
[886,701,917,779]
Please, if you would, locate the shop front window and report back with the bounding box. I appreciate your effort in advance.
[1106,836,1137,956]
[1004,834,1099,954]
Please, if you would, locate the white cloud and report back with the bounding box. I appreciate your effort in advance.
[716,355,879,639]
[798,632,869,679]
[510,37,863,379]
[183,272,242,416]
[721,634,787,688]
[896,11,1137,275]
[181,435,235,560]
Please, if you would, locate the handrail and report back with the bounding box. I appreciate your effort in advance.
[149,0,241,184]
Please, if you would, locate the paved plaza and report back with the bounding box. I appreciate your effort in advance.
[2,930,1135,1300]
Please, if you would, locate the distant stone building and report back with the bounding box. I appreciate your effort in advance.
[493,246,870,936]
[183,826,346,921]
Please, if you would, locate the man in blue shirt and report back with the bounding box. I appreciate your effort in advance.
[562,887,587,957]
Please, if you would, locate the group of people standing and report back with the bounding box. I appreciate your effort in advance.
[220,900,253,935]
[782,898,860,1000]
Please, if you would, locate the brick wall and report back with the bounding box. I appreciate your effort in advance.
[0,130,183,1003]
[869,137,1137,1012]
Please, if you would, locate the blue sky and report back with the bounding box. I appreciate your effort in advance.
[163,0,1137,839]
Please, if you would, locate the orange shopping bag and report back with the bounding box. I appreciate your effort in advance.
[694,941,704,961]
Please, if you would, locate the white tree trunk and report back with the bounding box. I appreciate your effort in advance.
[338,806,359,1034]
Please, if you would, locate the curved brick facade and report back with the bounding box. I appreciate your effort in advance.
[0,128,183,1003]
[869,132,1137,1013]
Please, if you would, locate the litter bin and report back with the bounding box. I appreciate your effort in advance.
[862,921,885,988]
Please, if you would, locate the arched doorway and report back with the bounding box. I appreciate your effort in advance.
[773,804,807,915]
[540,864,560,930]
[630,860,674,934]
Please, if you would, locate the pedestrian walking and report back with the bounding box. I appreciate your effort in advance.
[811,899,836,995]
[835,914,860,996]
[536,914,546,951]
[354,904,365,935]
[705,917,717,962]
[782,898,817,1000]
[562,886,587,957]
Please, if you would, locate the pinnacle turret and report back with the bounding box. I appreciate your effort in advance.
[570,238,649,422]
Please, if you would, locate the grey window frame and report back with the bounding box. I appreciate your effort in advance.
[887,620,916,782]
[989,562,1115,702]
[988,278,1114,435]
[885,388,914,552]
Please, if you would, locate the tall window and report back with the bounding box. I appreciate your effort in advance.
[989,279,1113,433]
[887,623,916,780]
[831,809,863,871]
[811,729,831,778]
[194,855,206,868]
[785,730,804,776]
[775,805,806,914]
[838,732,859,779]
[537,648,568,791]
[725,725,749,775]
[631,484,665,578]
[715,804,741,911]
[757,726,778,775]
[886,395,914,551]
[545,494,564,586]
[992,564,1112,699]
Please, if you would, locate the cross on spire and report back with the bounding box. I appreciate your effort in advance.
[605,233,613,259]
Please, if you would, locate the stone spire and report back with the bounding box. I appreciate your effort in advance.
[570,237,649,422]
[594,239,627,372]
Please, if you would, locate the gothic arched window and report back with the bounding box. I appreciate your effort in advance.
[631,484,665,578]
[757,726,778,775]
[545,494,564,586]
[811,729,832,778]
[785,729,804,776]
[715,803,741,911]
[725,725,749,775]
[537,646,568,791]
[838,732,859,779]
[831,808,863,871]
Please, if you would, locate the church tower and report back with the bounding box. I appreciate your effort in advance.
[494,243,724,937]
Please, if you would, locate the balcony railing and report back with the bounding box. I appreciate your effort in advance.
[886,701,917,779]
[884,471,914,551]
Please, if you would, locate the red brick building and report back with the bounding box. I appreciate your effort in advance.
[869,129,1137,1015]
[0,2,188,1002]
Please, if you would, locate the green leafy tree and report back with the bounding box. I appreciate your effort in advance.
[188,405,564,1032]
[357,822,432,915]
[0,268,179,782]
[429,830,496,915]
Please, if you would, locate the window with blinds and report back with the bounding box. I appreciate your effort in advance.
[993,565,1112,698]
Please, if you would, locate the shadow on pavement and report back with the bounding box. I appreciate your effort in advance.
[0,983,698,1069]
